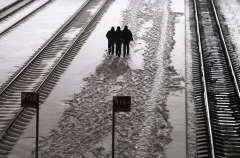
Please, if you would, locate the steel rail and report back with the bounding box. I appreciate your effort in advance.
[0,0,109,145]
[0,0,92,96]
[0,0,35,22]
[35,0,109,91]
[210,0,240,98]
[0,0,53,37]
[0,0,94,140]
[0,0,25,14]
[193,0,215,157]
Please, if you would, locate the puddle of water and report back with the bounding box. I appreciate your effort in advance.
[8,0,129,157]
[166,3,186,158]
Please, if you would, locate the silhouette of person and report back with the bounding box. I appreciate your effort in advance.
[106,27,115,55]
[115,26,123,57]
[122,25,133,57]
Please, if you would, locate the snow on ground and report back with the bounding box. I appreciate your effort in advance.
[27,0,186,157]
[0,0,87,86]
[8,0,187,157]
[0,0,51,33]
[9,0,131,157]
[0,0,18,10]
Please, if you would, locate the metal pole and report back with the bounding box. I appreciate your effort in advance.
[36,104,39,158]
[112,101,115,158]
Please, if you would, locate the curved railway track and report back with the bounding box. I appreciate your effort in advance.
[0,0,53,37]
[0,0,113,157]
[193,0,240,157]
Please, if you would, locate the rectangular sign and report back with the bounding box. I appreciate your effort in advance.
[113,96,131,112]
[21,92,39,108]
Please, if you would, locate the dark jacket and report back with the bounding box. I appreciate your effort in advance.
[122,28,133,42]
[114,29,123,44]
[106,29,115,41]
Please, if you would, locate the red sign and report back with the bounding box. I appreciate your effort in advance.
[113,96,131,112]
[21,92,39,108]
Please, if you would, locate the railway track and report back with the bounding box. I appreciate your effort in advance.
[193,0,240,157]
[0,0,28,14]
[0,0,113,157]
[0,0,34,22]
[0,0,53,37]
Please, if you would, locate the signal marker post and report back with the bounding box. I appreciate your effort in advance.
[21,92,39,158]
[112,96,131,158]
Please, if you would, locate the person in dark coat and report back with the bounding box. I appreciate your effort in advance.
[106,27,115,55]
[115,26,123,57]
[122,25,133,57]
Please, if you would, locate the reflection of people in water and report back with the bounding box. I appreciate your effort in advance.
[95,57,130,81]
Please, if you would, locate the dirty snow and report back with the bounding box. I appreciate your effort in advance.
[4,0,188,157]
[34,0,185,157]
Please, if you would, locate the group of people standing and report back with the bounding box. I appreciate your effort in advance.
[106,25,133,57]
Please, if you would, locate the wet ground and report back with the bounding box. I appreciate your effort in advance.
[5,0,188,157]
[0,0,87,86]
[166,0,186,157]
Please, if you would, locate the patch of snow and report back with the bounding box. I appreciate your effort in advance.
[0,0,50,32]
[0,0,88,86]
[86,0,105,15]
[63,28,83,39]
[10,0,186,157]
[0,0,18,10]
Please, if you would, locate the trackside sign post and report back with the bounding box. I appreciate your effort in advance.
[112,96,131,158]
[21,92,39,158]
